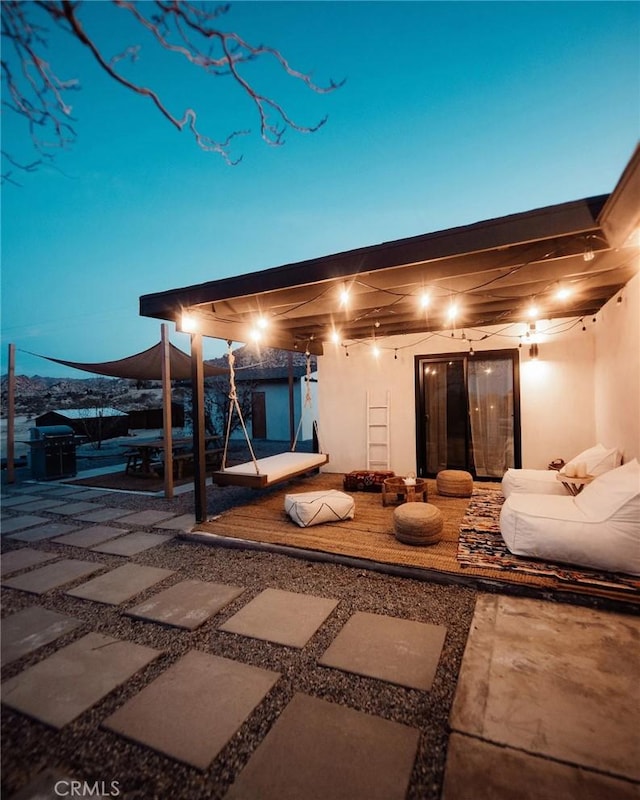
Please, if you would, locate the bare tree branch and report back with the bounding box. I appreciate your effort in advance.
[1,0,343,182]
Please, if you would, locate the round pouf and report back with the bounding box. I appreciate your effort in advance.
[436,469,473,497]
[393,502,443,546]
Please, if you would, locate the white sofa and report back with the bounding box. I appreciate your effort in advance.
[500,459,640,575]
[502,443,622,498]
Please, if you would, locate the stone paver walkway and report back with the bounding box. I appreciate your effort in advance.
[319,610,447,690]
[1,607,82,667]
[7,522,80,542]
[0,548,58,576]
[220,588,338,648]
[225,692,420,800]
[103,650,281,770]
[91,532,172,556]
[2,559,104,595]
[67,564,175,605]
[126,579,244,629]
[52,525,130,548]
[1,632,159,728]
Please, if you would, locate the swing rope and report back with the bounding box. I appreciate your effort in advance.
[292,351,323,453]
[220,342,261,475]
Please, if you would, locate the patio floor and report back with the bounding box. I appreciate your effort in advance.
[1,474,639,799]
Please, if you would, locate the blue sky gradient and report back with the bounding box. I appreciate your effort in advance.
[2,1,638,377]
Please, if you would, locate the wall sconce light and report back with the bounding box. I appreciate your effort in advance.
[529,343,539,360]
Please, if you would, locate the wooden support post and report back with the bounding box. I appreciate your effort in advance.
[6,343,16,484]
[161,324,174,499]
[190,333,207,523]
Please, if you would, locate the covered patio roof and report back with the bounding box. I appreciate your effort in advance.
[140,147,639,355]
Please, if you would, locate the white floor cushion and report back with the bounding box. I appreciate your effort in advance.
[502,469,568,498]
[285,490,355,528]
[500,460,640,575]
[501,444,622,498]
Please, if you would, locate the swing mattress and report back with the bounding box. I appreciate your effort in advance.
[212,452,329,488]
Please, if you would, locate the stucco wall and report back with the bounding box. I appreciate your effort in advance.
[318,316,603,474]
[594,271,640,461]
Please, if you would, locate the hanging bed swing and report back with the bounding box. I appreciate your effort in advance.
[211,344,329,489]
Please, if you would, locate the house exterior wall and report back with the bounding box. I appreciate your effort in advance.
[229,377,318,443]
[594,271,640,461]
[318,316,600,475]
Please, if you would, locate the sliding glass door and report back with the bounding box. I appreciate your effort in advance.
[415,350,521,479]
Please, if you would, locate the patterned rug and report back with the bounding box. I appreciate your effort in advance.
[457,488,640,595]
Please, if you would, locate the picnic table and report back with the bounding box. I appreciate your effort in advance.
[121,436,223,479]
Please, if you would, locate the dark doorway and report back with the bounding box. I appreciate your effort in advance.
[251,392,267,439]
[415,350,521,479]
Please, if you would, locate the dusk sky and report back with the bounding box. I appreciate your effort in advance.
[1,1,638,378]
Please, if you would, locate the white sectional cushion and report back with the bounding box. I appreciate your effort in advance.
[574,459,640,521]
[500,486,640,576]
[502,469,568,498]
[285,490,355,528]
[562,443,622,477]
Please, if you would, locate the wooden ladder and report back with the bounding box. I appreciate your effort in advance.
[366,391,390,470]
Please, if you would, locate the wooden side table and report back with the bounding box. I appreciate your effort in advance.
[556,472,594,496]
[382,476,428,506]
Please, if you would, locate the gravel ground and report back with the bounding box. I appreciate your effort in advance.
[1,454,478,800]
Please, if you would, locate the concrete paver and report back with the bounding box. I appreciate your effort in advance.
[7,523,81,542]
[1,495,45,507]
[319,611,447,690]
[67,564,175,605]
[126,579,244,630]
[52,525,129,548]
[73,508,134,523]
[448,595,640,783]
[220,588,338,648]
[1,632,160,728]
[8,499,69,513]
[1,515,49,535]
[91,532,172,556]
[103,650,280,770]
[441,733,640,800]
[2,559,105,595]
[225,693,420,800]
[1,606,83,667]
[116,510,177,526]
[47,502,105,516]
[154,513,196,531]
[0,548,59,576]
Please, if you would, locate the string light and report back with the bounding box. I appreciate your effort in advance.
[330,329,341,344]
[339,286,350,307]
[447,302,459,322]
[419,291,431,309]
[526,303,539,320]
[372,345,380,358]
[555,284,572,301]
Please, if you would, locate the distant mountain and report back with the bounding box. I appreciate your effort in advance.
[1,346,316,417]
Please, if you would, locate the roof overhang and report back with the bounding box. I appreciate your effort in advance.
[140,146,640,356]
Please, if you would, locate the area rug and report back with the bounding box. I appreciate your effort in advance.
[457,488,640,595]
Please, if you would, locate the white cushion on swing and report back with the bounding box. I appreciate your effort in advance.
[285,489,355,528]
[220,452,327,483]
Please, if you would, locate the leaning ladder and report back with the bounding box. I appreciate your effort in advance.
[366,390,390,471]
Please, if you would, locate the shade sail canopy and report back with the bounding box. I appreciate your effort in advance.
[32,342,228,381]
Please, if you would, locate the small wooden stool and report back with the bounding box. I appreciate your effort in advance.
[393,503,443,546]
[436,469,473,497]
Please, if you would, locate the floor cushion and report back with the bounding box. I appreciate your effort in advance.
[285,490,355,528]
[436,470,473,497]
[502,443,622,498]
[393,503,443,545]
[500,460,640,575]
